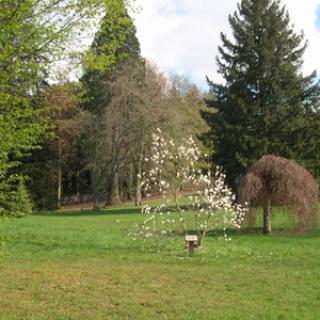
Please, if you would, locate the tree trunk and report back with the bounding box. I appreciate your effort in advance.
[76,170,80,204]
[105,125,122,206]
[134,123,144,206]
[57,137,62,210]
[92,186,101,210]
[105,180,113,207]
[112,172,122,205]
[93,198,100,210]
[127,163,133,200]
[119,173,124,200]
[134,160,142,206]
[57,166,62,209]
[106,172,122,206]
[263,197,271,234]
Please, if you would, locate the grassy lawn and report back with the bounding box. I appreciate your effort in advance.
[0,204,320,320]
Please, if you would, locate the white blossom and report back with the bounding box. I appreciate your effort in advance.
[133,130,247,244]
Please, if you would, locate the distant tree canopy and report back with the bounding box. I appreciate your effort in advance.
[240,155,319,233]
[13,0,320,216]
[22,82,81,210]
[77,5,208,209]
[80,8,144,207]
[201,0,320,186]
[7,0,206,211]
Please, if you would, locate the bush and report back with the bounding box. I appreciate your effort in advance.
[0,176,33,217]
[12,178,33,217]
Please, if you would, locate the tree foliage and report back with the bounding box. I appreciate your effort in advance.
[79,8,144,207]
[0,0,132,214]
[240,155,319,233]
[201,0,320,186]
[22,82,81,210]
[81,3,142,112]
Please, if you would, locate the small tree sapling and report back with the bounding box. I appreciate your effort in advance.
[133,129,247,247]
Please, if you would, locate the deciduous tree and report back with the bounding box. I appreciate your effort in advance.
[0,0,132,213]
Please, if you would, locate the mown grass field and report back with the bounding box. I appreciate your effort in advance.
[0,202,320,320]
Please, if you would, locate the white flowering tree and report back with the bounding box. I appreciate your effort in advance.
[134,129,247,248]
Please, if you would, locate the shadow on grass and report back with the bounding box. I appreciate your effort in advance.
[37,204,190,218]
[37,206,141,217]
[168,226,320,239]
[219,226,320,238]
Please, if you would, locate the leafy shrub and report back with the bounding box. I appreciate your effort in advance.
[0,176,33,217]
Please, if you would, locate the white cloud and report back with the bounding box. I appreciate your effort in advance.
[133,0,320,89]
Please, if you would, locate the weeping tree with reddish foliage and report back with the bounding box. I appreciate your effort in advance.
[240,155,319,234]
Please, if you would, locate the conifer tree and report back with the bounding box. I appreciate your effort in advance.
[11,178,34,217]
[201,0,320,185]
[81,3,142,112]
[80,5,144,206]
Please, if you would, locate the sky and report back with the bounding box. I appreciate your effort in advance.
[132,0,320,89]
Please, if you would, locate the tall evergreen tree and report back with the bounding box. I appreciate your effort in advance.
[80,5,144,206]
[81,3,142,112]
[201,0,320,186]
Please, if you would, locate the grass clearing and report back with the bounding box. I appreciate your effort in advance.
[0,204,320,319]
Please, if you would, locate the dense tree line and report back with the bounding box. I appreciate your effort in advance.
[19,6,207,210]
[1,0,319,215]
[0,0,137,214]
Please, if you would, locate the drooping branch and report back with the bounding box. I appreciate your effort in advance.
[240,155,319,230]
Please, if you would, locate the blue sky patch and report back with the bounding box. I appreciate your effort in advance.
[158,3,186,17]
[158,7,185,16]
[316,5,320,31]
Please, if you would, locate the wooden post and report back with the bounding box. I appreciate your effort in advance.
[188,241,195,256]
[185,235,198,257]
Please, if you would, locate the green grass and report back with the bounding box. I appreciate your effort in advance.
[0,204,320,320]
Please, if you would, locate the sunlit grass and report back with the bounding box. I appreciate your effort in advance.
[0,204,320,319]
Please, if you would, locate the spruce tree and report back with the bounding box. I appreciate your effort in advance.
[11,178,34,217]
[201,0,320,186]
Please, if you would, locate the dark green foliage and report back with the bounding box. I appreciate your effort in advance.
[22,148,59,210]
[0,175,16,216]
[0,176,33,217]
[201,0,320,186]
[11,178,34,217]
[81,4,142,112]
